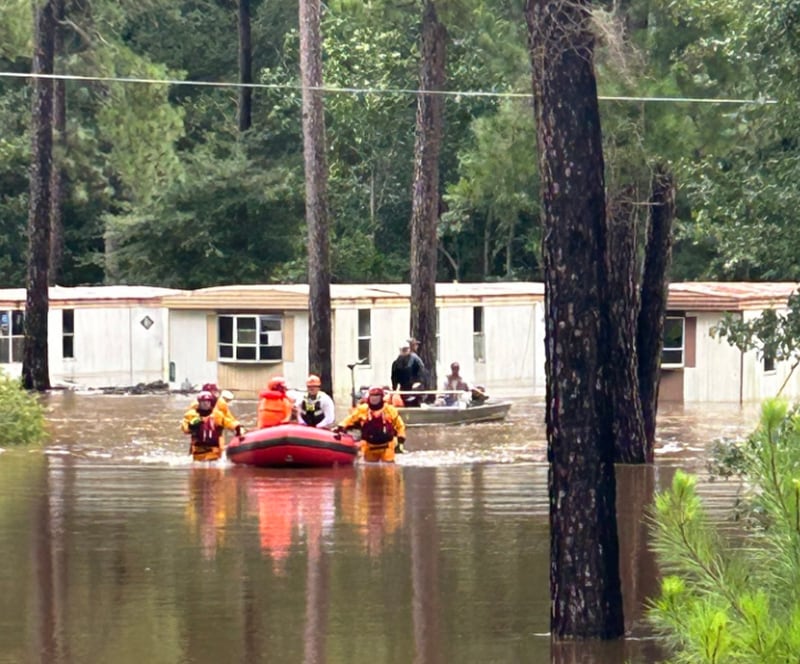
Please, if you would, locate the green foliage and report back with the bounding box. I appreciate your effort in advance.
[0,0,31,60]
[105,142,305,288]
[645,0,800,280]
[712,291,800,394]
[0,373,48,446]
[649,398,800,662]
[0,81,30,285]
[6,0,800,286]
[443,99,541,280]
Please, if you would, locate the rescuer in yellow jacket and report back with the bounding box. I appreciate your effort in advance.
[336,386,407,462]
[182,390,243,461]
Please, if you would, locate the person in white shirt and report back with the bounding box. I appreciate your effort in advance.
[441,362,471,406]
[296,374,336,428]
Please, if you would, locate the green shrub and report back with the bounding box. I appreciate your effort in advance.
[648,398,800,663]
[0,373,48,446]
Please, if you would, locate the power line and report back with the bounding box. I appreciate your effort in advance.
[0,70,778,105]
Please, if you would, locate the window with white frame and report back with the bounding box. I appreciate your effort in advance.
[218,314,282,362]
[661,316,684,367]
[62,309,74,359]
[763,350,776,373]
[473,306,485,363]
[0,310,24,364]
[0,309,25,364]
[357,309,371,365]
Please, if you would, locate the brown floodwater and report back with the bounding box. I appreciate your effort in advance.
[0,393,760,664]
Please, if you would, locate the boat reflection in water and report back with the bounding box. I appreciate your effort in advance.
[246,469,338,572]
[340,464,405,557]
[185,466,238,560]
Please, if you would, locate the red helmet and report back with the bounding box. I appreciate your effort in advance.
[202,382,219,393]
[268,376,287,391]
[306,374,321,388]
[197,390,214,405]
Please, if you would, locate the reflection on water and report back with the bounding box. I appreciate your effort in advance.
[0,393,762,664]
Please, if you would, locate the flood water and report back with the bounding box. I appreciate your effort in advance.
[0,393,760,664]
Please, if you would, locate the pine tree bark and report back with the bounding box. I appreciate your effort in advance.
[526,0,624,639]
[299,0,332,395]
[49,0,65,285]
[238,0,252,132]
[637,166,675,450]
[23,0,56,392]
[607,187,648,463]
[409,0,446,389]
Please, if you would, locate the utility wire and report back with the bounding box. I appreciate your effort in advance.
[0,70,779,105]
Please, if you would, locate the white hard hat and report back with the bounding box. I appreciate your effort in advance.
[220,389,234,401]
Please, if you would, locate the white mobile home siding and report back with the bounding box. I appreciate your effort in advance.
[57,305,170,387]
[168,310,215,389]
[683,311,742,403]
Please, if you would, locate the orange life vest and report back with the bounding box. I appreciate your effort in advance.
[257,389,293,428]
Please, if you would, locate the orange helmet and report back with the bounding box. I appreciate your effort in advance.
[306,374,322,388]
[267,376,287,391]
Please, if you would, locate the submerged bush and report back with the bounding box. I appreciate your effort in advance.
[648,398,800,663]
[0,373,48,446]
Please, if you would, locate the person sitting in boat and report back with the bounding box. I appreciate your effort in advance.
[296,374,335,428]
[335,386,407,459]
[441,362,470,406]
[257,376,295,428]
[391,341,425,402]
[471,385,490,403]
[182,390,243,461]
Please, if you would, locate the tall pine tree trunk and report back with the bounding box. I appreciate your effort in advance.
[238,0,252,132]
[637,166,675,450]
[23,0,56,392]
[526,0,623,639]
[49,0,65,285]
[607,187,648,463]
[409,0,446,389]
[299,0,332,395]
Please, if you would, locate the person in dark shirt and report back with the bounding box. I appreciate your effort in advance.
[391,341,425,396]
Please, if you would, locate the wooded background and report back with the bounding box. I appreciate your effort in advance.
[0,0,796,289]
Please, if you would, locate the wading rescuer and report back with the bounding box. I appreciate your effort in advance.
[335,386,407,460]
[182,390,243,461]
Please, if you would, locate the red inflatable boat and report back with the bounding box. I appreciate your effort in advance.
[226,424,360,468]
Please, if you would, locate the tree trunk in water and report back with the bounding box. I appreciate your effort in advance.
[409,0,445,390]
[637,166,675,450]
[238,0,252,132]
[24,0,56,391]
[299,0,332,396]
[49,0,65,285]
[526,0,624,639]
[607,187,648,463]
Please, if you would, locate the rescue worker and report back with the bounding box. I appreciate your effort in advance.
[189,382,235,421]
[335,386,407,460]
[257,376,295,428]
[296,374,336,428]
[181,390,243,461]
